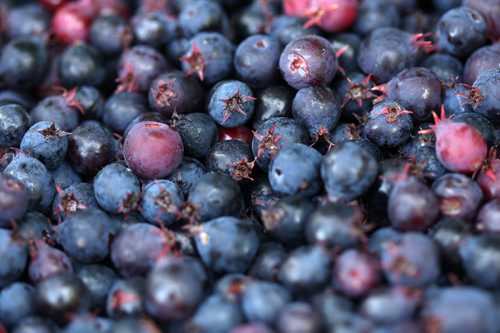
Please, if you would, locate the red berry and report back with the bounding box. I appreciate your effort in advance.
[477,149,500,200]
[52,2,94,43]
[124,121,183,179]
[420,106,487,174]
[284,0,358,32]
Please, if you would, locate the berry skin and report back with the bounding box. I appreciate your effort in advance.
[292,86,342,139]
[357,28,435,83]
[205,139,255,182]
[284,0,358,33]
[194,216,260,274]
[144,257,206,321]
[261,196,315,247]
[0,37,47,89]
[187,172,244,221]
[166,157,207,196]
[20,121,69,170]
[363,101,413,148]
[56,208,117,263]
[68,120,116,175]
[306,202,364,249]
[376,67,442,123]
[0,229,28,288]
[6,4,51,39]
[477,199,500,234]
[93,162,142,216]
[477,151,500,200]
[463,0,500,40]
[321,141,379,201]
[435,6,487,58]
[432,173,483,221]
[52,2,93,43]
[173,112,219,159]
[253,85,293,129]
[252,117,309,171]
[89,15,132,56]
[422,53,464,82]
[279,245,332,293]
[0,282,36,329]
[472,68,500,123]
[0,174,29,226]
[110,223,174,278]
[139,180,184,226]
[188,294,243,333]
[123,121,183,179]
[58,43,105,88]
[388,175,439,232]
[463,44,500,85]
[35,272,90,324]
[421,106,488,173]
[31,94,81,132]
[103,92,148,134]
[28,239,73,283]
[421,287,497,333]
[380,232,440,288]
[241,281,292,325]
[116,45,169,93]
[52,182,98,222]
[334,249,381,298]
[180,32,235,84]
[178,0,228,38]
[361,287,419,324]
[268,143,323,197]
[279,34,338,89]
[132,10,178,48]
[0,103,30,148]
[208,80,256,128]
[234,34,282,88]
[148,70,204,116]
[459,235,500,288]
[4,154,56,213]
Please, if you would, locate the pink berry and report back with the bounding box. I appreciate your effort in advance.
[283,0,358,32]
[420,106,487,174]
[124,121,183,179]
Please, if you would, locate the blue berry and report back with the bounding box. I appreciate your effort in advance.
[208,80,256,128]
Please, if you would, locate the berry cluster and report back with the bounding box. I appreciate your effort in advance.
[0,0,499,332]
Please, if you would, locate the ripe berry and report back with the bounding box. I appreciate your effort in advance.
[420,106,487,173]
[279,35,338,89]
[123,121,183,179]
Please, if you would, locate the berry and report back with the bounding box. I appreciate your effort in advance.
[187,172,244,221]
[268,143,323,197]
[234,34,282,88]
[139,180,184,226]
[208,80,256,127]
[123,121,183,179]
[279,34,338,89]
[144,257,205,321]
[68,120,116,175]
[93,162,141,216]
[420,106,487,173]
[435,6,487,58]
[321,141,378,201]
[180,32,235,84]
[194,216,260,274]
[334,249,381,298]
[0,174,29,226]
[388,175,439,231]
[20,122,69,170]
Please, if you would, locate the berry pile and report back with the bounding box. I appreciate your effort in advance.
[0,0,499,332]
